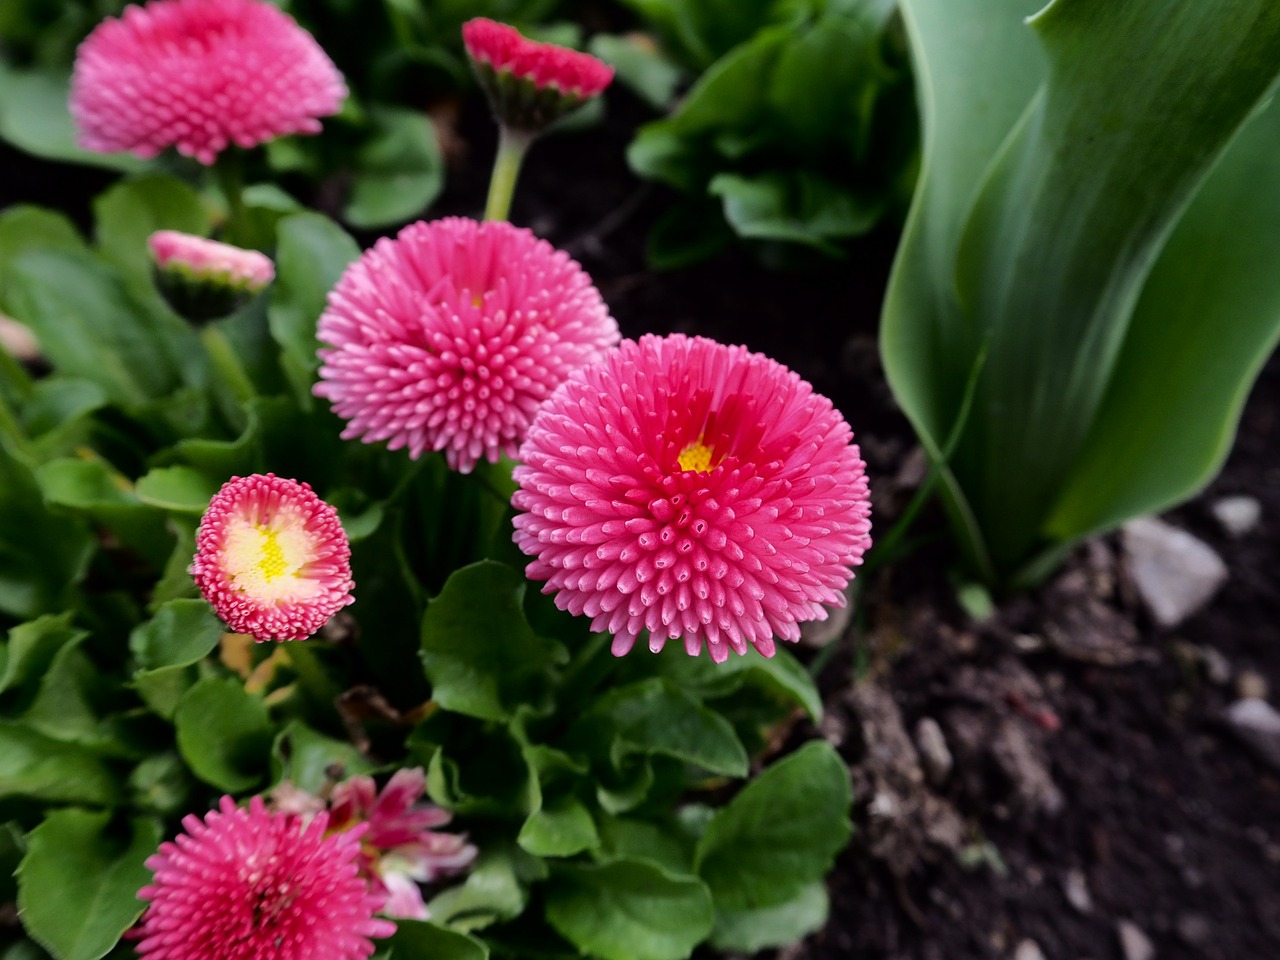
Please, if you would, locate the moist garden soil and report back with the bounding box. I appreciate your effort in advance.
[7,82,1280,960]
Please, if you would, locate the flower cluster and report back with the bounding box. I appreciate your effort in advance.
[326,768,477,919]
[71,0,346,164]
[512,333,873,662]
[136,796,394,960]
[315,217,619,473]
[191,474,354,642]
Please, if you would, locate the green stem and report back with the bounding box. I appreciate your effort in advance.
[214,151,250,245]
[484,127,533,222]
[200,324,256,408]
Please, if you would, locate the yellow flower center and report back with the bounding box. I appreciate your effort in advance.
[678,439,717,473]
[223,513,320,604]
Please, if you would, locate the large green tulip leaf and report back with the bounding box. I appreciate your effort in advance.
[881,0,1280,580]
[1044,94,1280,541]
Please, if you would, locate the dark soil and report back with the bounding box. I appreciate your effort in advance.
[5,78,1280,960]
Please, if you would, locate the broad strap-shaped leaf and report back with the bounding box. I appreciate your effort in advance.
[17,809,161,960]
[0,722,120,806]
[882,0,1280,578]
[173,675,272,793]
[1045,93,1280,541]
[385,919,489,960]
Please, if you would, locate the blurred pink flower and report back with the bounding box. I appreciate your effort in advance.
[315,217,619,473]
[149,230,274,290]
[463,17,614,99]
[191,473,354,642]
[71,0,346,164]
[512,333,873,662]
[137,796,394,960]
[328,768,476,919]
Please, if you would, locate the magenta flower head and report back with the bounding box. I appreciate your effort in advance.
[191,473,354,642]
[462,18,614,132]
[137,796,395,960]
[70,0,346,164]
[327,768,476,919]
[314,217,620,474]
[149,230,274,323]
[512,333,873,663]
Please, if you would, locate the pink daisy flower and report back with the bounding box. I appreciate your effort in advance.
[327,768,476,919]
[136,796,394,960]
[191,474,354,642]
[462,18,614,132]
[71,0,346,165]
[314,217,620,474]
[512,333,873,663]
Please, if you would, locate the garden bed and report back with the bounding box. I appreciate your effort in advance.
[5,72,1280,960]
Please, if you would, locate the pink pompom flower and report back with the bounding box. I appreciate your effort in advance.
[71,0,347,165]
[136,796,395,960]
[463,18,614,132]
[191,473,354,642]
[314,217,620,473]
[512,333,873,663]
[327,768,476,919]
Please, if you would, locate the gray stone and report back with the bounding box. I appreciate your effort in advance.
[1199,645,1232,686]
[1118,920,1156,960]
[914,716,953,786]
[1225,698,1280,772]
[1013,940,1046,960]
[799,580,856,648]
[1211,495,1262,538]
[1122,517,1227,628]
[1063,867,1092,913]
[1237,669,1270,702]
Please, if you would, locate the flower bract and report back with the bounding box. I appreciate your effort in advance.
[150,230,274,322]
[315,217,620,473]
[71,0,346,164]
[462,17,614,132]
[191,473,354,642]
[136,796,394,960]
[512,333,873,662]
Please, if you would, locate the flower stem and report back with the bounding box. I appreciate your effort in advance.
[214,151,251,245]
[484,127,533,222]
[201,324,256,407]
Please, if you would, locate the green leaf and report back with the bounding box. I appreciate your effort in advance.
[17,810,161,960]
[595,817,693,876]
[654,643,822,722]
[134,465,220,514]
[129,599,224,672]
[271,720,377,793]
[0,721,120,805]
[174,675,273,793]
[710,878,829,953]
[0,436,95,619]
[268,212,360,406]
[517,794,598,858]
[881,0,1280,577]
[545,858,714,960]
[419,561,566,722]
[571,677,748,778]
[21,379,109,460]
[35,457,171,567]
[710,170,879,252]
[0,64,146,172]
[0,613,85,702]
[1044,91,1280,543]
[386,919,489,960]
[343,107,445,229]
[5,249,186,410]
[694,741,851,911]
[588,34,683,110]
[427,843,543,933]
[0,205,86,308]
